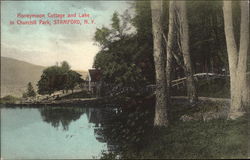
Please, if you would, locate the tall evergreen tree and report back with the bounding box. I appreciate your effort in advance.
[26,82,36,97]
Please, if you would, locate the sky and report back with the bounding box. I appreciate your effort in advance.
[1,1,131,70]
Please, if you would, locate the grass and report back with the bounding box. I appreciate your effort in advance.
[141,115,248,159]
[172,78,230,98]
[124,113,248,159]
[99,96,249,159]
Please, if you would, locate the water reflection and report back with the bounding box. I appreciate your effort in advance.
[38,100,155,157]
[85,98,155,157]
[1,107,107,159]
[1,98,155,159]
[39,107,85,130]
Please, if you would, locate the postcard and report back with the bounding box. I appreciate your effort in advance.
[1,1,249,159]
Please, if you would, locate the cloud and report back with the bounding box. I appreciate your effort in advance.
[46,23,95,45]
[1,43,56,67]
[1,1,130,70]
[1,40,99,70]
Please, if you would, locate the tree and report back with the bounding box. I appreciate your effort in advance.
[23,82,36,98]
[132,1,153,42]
[186,1,227,74]
[93,11,150,92]
[223,0,249,119]
[165,1,176,103]
[61,61,71,72]
[37,61,83,95]
[37,65,65,95]
[39,107,84,131]
[94,27,111,49]
[151,0,168,126]
[64,70,82,93]
[111,12,121,33]
[176,0,198,103]
[132,1,155,84]
[22,92,28,98]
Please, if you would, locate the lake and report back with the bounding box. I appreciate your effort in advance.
[1,99,248,159]
[1,104,153,159]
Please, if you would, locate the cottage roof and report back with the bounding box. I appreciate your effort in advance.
[88,69,101,82]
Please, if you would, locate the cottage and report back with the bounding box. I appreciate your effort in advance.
[88,69,101,96]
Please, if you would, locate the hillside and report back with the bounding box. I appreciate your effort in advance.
[1,57,88,97]
[1,57,45,97]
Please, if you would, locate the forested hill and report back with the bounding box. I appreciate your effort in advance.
[1,57,87,97]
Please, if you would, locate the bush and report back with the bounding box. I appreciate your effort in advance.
[0,95,20,104]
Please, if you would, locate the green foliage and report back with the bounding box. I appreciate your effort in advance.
[93,5,155,92]
[64,70,82,92]
[22,92,28,98]
[39,108,84,131]
[61,61,71,72]
[94,10,133,49]
[99,151,117,160]
[0,95,20,104]
[37,61,82,95]
[94,27,111,48]
[133,1,229,76]
[111,12,120,33]
[92,1,239,97]
[187,1,228,72]
[22,82,36,98]
[139,115,248,159]
[132,1,152,41]
[27,82,36,97]
[98,98,248,159]
[172,78,230,98]
[94,37,148,89]
[37,65,65,95]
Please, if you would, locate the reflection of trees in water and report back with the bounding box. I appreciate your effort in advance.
[39,107,86,130]
[87,98,155,158]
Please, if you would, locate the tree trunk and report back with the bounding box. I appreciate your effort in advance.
[165,1,175,103]
[223,1,249,119]
[246,72,250,107]
[239,1,250,107]
[177,1,198,104]
[151,0,168,126]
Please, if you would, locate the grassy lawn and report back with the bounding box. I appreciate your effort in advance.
[138,114,249,159]
[100,97,249,159]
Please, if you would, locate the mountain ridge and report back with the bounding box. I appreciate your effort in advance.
[1,56,87,97]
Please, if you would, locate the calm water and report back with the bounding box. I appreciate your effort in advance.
[1,105,153,159]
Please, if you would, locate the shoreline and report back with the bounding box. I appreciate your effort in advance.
[0,96,230,108]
